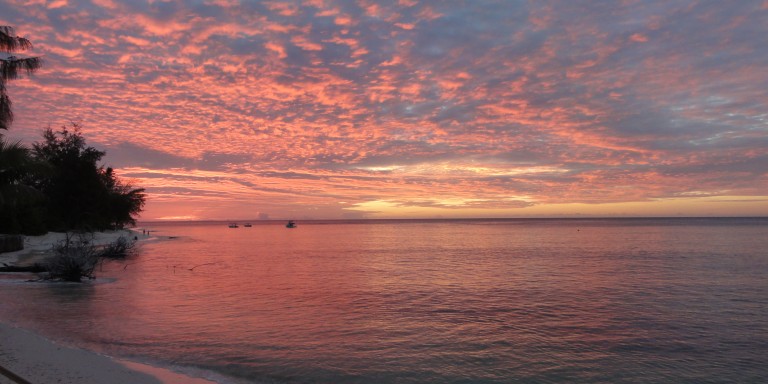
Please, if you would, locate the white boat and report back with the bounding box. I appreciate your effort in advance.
[228,223,239,228]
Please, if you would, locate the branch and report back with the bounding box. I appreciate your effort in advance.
[188,262,219,271]
[0,26,33,52]
[1,56,44,82]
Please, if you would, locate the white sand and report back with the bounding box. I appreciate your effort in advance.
[0,323,215,384]
[0,230,146,266]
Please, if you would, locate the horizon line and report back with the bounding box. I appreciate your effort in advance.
[137,216,768,224]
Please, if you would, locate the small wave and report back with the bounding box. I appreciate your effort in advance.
[120,358,276,384]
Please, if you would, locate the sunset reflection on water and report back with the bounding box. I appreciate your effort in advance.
[2,219,767,383]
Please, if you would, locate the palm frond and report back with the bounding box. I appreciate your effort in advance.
[1,56,43,81]
[0,138,31,184]
[0,26,33,52]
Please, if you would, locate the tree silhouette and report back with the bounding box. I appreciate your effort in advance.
[0,26,46,233]
[32,124,146,231]
[1,26,43,130]
[0,139,47,234]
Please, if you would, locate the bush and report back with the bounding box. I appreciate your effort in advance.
[44,233,101,282]
[98,235,136,259]
[43,232,138,281]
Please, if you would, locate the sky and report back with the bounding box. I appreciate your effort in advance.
[2,0,768,220]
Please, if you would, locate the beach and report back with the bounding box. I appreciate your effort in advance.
[0,323,217,384]
[1,230,142,266]
[0,230,216,384]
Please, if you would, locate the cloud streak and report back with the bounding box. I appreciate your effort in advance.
[3,0,767,219]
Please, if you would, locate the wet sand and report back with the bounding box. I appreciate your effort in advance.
[0,323,215,384]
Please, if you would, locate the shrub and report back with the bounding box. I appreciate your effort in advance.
[98,235,136,259]
[44,233,101,282]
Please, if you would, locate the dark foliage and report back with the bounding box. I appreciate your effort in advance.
[1,233,137,280]
[29,123,146,232]
[0,139,47,234]
[0,234,23,252]
[1,124,145,235]
[44,233,101,282]
[1,26,143,235]
[1,26,43,130]
[98,235,136,259]
[0,26,33,52]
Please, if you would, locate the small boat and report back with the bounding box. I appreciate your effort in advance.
[244,223,252,227]
[285,220,297,228]
[228,223,239,228]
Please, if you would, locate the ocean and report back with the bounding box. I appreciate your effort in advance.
[1,218,767,383]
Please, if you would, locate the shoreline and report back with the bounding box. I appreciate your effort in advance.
[0,228,168,267]
[0,230,138,266]
[0,229,217,384]
[0,322,216,384]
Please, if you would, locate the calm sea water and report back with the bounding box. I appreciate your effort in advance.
[1,218,767,383]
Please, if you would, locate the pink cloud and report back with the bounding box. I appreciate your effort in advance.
[47,0,68,9]
[2,1,767,219]
[629,33,648,43]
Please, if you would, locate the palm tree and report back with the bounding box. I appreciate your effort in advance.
[0,138,32,187]
[1,26,43,130]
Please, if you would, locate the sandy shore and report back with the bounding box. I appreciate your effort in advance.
[0,230,145,267]
[0,323,215,384]
[0,230,216,383]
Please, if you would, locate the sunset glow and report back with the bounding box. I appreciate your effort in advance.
[3,1,767,220]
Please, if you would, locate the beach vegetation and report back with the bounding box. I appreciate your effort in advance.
[44,232,102,282]
[30,123,146,232]
[0,138,47,234]
[0,232,137,278]
[1,25,43,130]
[1,26,145,236]
[0,124,146,235]
[98,235,137,259]
[42,232,137,281]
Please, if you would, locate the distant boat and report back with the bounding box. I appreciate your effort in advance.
[285,220,297,228]
[228,223,239,228]
[244,223,252,227]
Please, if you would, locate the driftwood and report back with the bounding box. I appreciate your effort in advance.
[0,263,46,273]
[188,262,218,271]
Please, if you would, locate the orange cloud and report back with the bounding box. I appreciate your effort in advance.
[629,33,649,43]
[3,0,767,220]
